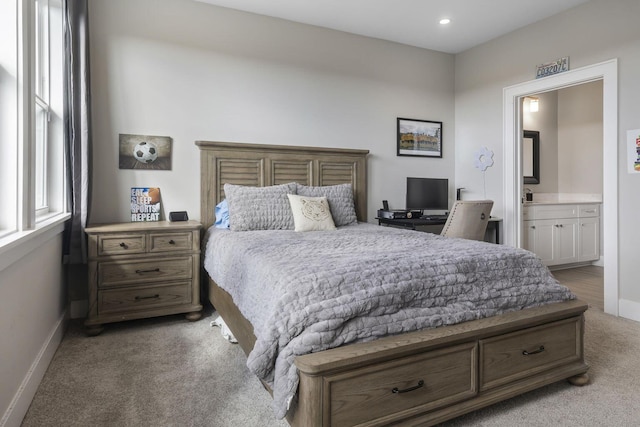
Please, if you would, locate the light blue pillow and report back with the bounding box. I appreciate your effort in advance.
[214,199,230,229]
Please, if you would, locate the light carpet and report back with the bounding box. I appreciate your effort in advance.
[21,305,639,426]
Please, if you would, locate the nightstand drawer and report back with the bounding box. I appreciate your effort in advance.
[149,232,193,252]
[479,317,581,391]
[98,282,192,314]
[98,234,146,255]
[99,257,193,288]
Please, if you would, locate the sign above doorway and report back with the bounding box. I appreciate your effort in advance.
[535,57,570,79]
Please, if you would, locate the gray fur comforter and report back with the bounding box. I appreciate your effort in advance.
[203,223,574,419]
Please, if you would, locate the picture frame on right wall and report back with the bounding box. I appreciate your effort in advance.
[397,118,443,158]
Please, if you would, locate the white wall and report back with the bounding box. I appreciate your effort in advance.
[455,0,640,307]
[558,81,603,194]
[0,232,66,426]
[88,0,455,224]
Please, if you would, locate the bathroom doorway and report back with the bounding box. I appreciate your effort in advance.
[503,59,618,316]
[522,82,604,310]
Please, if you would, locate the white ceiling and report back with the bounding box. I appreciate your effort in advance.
[195,0,590,53]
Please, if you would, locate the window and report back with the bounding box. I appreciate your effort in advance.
[35,0,51,213]
[0,0,66,244]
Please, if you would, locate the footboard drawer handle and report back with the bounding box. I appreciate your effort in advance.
[135,268,160,274]
[392,379,424,394]
[522,345,545,356]
[135,294,160,300]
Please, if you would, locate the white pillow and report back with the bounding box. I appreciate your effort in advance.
[287,194,336,232]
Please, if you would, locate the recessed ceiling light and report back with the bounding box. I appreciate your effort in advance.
[439,18,451,25]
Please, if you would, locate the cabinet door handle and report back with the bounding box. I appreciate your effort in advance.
[135,268,160,274]
[135,294,160,300]
[392,379,424,394]
[531,225,536,229]
[168,239,175,245]
[119,242,128,249]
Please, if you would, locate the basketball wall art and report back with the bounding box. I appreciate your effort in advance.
[119,133,172,170]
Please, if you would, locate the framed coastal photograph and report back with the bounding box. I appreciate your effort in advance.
[397,118,443,158]
[119,134,172,170]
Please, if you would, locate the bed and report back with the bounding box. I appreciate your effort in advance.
[197,140,589,427]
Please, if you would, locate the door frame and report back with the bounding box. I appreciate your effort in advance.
[503,59,618,315]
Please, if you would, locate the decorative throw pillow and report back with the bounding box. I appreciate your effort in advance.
[223,183,297,231]
[287,194,336,232]
[295,183,357,226]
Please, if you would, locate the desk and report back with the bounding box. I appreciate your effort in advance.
[377,217,503,244]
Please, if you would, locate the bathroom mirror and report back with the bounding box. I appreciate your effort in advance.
[523,130,540,184]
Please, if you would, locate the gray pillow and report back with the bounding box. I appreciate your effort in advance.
[296,183,357,226]
[224,183,297,231]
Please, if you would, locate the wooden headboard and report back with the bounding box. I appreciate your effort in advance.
[196,141,369,230]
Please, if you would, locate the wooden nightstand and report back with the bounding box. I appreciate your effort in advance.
[84,220,203,335]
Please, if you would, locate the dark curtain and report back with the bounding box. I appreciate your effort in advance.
[62,0,92,264]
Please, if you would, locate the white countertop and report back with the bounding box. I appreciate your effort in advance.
[524,193,602,206]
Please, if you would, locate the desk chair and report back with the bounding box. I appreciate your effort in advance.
[441,200,494,241]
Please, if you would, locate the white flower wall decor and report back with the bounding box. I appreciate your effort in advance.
[474,147,494,198]
[474,146,494,171]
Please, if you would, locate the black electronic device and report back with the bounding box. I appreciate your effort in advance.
[382,200,389,210]
[406,177,449,212]
[378,209,407,219]
[378,209,421,219]
[169,211,189,221]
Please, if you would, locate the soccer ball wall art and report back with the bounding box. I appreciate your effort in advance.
[119,133,172,170]
[133,141,158,164]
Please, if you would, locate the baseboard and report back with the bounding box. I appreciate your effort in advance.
[0,310,67,427]
[592,256,604,267]
[619,299,640,323]
[548,261,600,271]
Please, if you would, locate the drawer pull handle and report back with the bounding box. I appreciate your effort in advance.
[119,242,128,249]
[135,268,160,274]
[169,239,175,244]
[522,345,545,356]
[392,379,424,394]
[135,294,160,300]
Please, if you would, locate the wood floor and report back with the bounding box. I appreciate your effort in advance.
[551,265,604,311]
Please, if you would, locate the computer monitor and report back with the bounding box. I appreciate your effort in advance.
[406,177,449,212]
